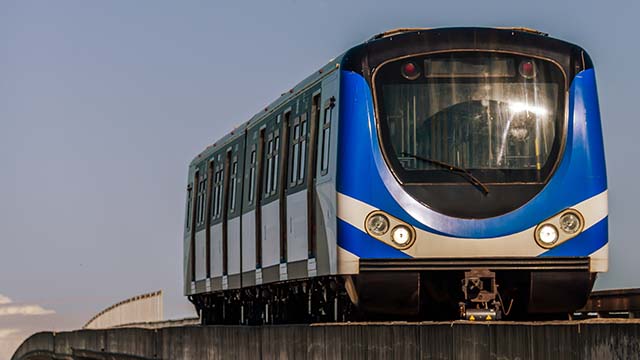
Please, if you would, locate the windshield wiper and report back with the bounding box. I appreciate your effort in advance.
[400,152,489,195]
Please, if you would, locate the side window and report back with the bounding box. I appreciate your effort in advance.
[289,113,308,186]
[217,168,224,217]
[263,132,280,197]
[206,160,214,220]
[185,185,193,230]
[196,177,206,225]
[321,97,335,175]
[291,121,300,185]
[211,170,217,218]
[211,165,224,219]
[298,113,307,183]
[271,135,279,194]
[230,159,238,212]
[265,137,274,196]
[248,149,256,204]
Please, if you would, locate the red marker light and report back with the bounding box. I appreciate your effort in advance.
[519,60,536,79]
[405,63,416,73]
[401,61,421,80]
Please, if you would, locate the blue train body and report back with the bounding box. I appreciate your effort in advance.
[336,69,607,259]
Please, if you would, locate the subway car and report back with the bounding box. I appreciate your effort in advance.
[183,27,607,323]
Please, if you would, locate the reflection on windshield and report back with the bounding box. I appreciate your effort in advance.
[374,52,565,186]
[383,84,558,172]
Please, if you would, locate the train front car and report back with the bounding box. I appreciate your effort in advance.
[336,28,607,319]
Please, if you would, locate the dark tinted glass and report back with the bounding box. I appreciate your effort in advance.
[375,52,565,183]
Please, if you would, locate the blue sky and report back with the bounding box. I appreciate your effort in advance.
[1,0,638,357]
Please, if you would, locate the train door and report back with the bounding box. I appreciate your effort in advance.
[241,130,258,287]
[260,120,282,283]
[316,73,339,276]
[187,171,198,293]
[306,92,322,276]
[222,151,230,290]
[286,111,309,273]
[254,128,266,282]
[204,160,214,290]
[210,154,224,289]
[279,111,292,271]
[226,142,243,290]
[194,169,208,286]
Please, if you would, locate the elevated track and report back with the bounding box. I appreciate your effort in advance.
[13,289,640,360]
[13,320,640,360]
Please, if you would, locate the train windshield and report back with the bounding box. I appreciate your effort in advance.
[374,52,565,184]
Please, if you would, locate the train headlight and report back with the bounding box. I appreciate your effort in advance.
[537,224,559,246]
[559,212,582,234]
[391,225,412,247]
[366,213,390,236]
[365,211,416,250]
[534,209,584,249]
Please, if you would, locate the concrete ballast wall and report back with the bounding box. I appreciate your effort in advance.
[12,321,640,360]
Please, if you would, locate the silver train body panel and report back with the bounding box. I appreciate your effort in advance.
[195,230,206,281]
[228,216,241,276]
[241,212,256,273]
[286,190,308,263]
[211,224,223,278]
[184,61,342,296]
[261,200,280,268]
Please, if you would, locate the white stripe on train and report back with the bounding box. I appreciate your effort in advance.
[337,190,608,271]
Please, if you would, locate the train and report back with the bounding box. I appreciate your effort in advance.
[183,27,607,323]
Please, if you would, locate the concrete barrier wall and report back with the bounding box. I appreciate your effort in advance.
[10,332,54,357]
[13,321,640,360]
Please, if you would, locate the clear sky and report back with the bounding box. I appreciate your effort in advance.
[1,0,638,357]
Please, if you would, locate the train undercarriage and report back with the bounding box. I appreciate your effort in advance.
[190,258,596,324]
[191,276,355,325]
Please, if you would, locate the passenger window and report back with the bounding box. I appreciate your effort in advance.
[299,114,307,183]
[230,160,238,212]
[265,138,274,195]
[291,123,300,185]
[212,171,218,218]
[206,161,214,220]
[289,113,310,186]
[186,185,192,230]
[248,149,256,204]
[197,178,206,225]
[321,98,335,175]
[211,167,224,219]
[217,169,224,217]
[272,135,279,194]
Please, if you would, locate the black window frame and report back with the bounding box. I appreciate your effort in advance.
[229,158,238,213]
[185,184,193,231]
[320,97,335,175]
[248,147,257,204]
